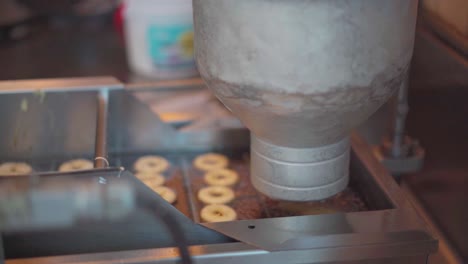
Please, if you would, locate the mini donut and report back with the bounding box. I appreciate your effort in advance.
[0,162,33,176]
[59,159,94,172]
[134,156,170,173]
[198,186,235,204]
[153,186,177,204]
[200,204,237,222]
[135,172,165,186]
[193,153,228,171]
[204,169,239,187]
[142,178,166,190]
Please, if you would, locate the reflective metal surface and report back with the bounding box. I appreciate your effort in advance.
[0,91,96,160]
[0,77,249,161]
[2,169,231,258]
[0,77,122,161]
[0,77,122,94]
[0,77,436,263]
[251,136,350,201]
[107,89,249,154]
[6,242,430,264]
[194,0,419,201]
[203,210,432,252]
[0,168,136,231]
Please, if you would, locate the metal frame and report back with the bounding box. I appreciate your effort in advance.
[2,135,437,264]
[0,77,437,264]
[6,242,430,264]
[0,77,122,94]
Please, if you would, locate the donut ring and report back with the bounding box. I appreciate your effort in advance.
[198,186,235,204]
[200,204,237,222]
[134,156,170,173]
[204,169,239,187]
[59,159,93,172]
[193,153,228,171]
[0,162,33,176]
[153,186,177,204]
[135,172,165,186]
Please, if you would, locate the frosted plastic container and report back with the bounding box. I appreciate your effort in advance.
[124,0,198,79]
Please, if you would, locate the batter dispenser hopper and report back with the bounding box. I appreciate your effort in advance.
[194,0,418,201]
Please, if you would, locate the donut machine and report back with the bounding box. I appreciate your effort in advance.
[0,76,437,263]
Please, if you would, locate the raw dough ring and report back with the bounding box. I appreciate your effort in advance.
[0,162,33,176]
[153,186,177,204]
[200,204,237,222]
[134,156,170,173]
[59,159,93,172]
[193,153,228,171]
[204,169,239,186]
[198,186,235,204]
[136,172,165,186]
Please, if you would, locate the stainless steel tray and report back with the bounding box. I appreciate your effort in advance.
[0,77,437,264]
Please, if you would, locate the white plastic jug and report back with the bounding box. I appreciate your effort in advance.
[124,0,198,79]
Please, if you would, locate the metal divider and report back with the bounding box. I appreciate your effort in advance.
[180,157,201,222]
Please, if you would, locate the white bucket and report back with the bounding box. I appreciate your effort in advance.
[124,0,198,79]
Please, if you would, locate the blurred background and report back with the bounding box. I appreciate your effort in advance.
[0,0,467,263]
[0,0,199,81]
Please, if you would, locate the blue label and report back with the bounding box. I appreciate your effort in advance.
[147,24,195,69]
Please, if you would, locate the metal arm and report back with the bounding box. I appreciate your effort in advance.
[374,73,425,176]
[391,75,410,158]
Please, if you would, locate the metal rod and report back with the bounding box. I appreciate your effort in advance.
[391,74,409,158]
[94,89,109,168]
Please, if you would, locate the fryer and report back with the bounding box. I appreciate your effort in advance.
[0,77,437,264]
